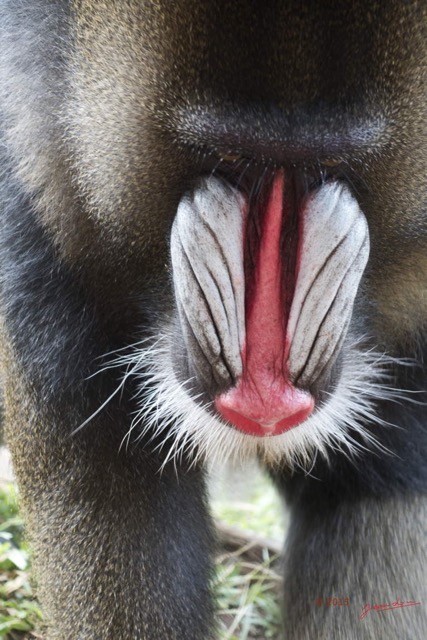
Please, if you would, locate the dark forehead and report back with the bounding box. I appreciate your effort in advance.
[73,1,426,103]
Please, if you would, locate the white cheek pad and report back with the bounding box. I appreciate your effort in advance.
[287,182,369,385]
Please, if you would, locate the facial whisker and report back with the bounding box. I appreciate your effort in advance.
[79,322,409,475]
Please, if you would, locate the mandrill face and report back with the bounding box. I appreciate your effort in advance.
[65,1,427,469]
[132,169,378,468]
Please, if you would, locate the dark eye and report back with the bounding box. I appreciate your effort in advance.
[320,157,343,168]
[219,153,242,162]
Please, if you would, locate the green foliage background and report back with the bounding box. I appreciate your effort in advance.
[0,466,285,639]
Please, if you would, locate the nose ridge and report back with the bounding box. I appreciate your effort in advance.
[211,168,315,437]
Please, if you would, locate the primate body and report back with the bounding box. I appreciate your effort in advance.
[0,1,426,638]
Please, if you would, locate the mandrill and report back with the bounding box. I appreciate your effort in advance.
[0,1,426,639]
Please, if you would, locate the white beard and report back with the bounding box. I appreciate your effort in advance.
[110,327,400,473]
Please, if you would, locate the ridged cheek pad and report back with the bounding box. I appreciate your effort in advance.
[171,173,369,437]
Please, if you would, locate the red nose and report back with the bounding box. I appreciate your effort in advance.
[215,378,314,437]
[214,170,315,437]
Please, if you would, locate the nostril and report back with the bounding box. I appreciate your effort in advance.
[215,382,314,437]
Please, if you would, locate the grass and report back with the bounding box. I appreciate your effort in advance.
[215,547,283,639]
[0,485,42,639]
[212,464,285,639]
[0,464,285,639]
